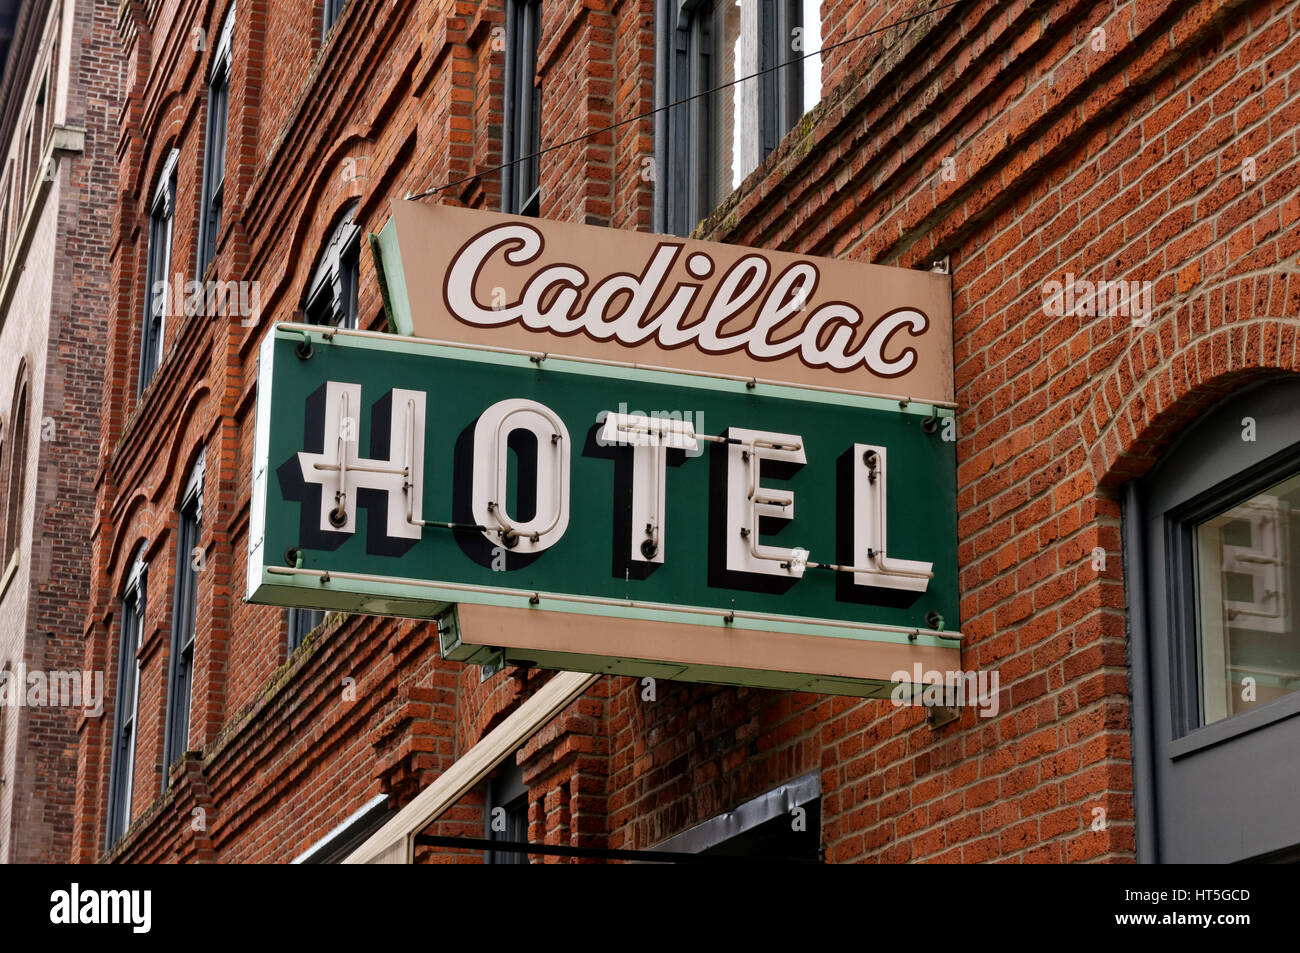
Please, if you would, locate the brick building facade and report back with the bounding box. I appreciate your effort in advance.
[72,0,1300,864]
[0,0,121,864]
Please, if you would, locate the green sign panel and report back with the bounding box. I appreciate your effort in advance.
[248,325,961,694]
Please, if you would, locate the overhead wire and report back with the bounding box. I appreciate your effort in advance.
[405,0,968,201]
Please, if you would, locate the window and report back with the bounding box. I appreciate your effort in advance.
[1,166,11,261]
[322,0,348,38]
[303,201,361,329]
[485,756,528,864]
[107,554,147,848]
[139,150,178,395]
[163,458,203,785]
[1126,375,1300,861]
[660,0,823,236]
[198,6,235,277]
[501,0,541,216]
[292,203,358,651]
[3,377,28,564]
[1194,471,1300,724]
[287,608,324,653]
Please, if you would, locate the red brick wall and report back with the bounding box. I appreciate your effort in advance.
[690,0,1299,862]
[75,0,1300,863]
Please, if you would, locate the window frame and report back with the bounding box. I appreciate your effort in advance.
[197,6,235,278]
[484,755,529,864]
[1124,375,1300,862]
[162,457,204,786]
[303,201,361,330]
[139,149,178,395]
[501,0,542,217]
[3,375,29,564]
[287,607,325,653]
[1160,438,1300,752]
[659,0,820,236]
[322,0,348,39]
[106,553,147,849]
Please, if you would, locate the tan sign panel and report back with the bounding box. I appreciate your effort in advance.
[385,202,954,404]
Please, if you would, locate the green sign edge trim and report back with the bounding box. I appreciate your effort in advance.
[271,324,957,418]
[257,570,960,649]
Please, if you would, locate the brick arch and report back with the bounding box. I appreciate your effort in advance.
[274,131,372,302]
[149,381,211,508]
[130,109,185,202]
[104,489,154,583]
[1088,314,1300,490]
[2,359,32,562]
[111,535,150,595]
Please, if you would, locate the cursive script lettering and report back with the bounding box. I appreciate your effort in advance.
[442,222,929,378]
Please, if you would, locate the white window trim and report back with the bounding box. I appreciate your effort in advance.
[109,551,148,847]
[146,148,179,382]
[213,3,237,75]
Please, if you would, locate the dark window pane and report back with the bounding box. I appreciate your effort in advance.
[108,564,146,848]
[304,204,360,329]
[164,479,202,781]
[199,67,230,276]
[288,608,326,652]
[323,0,347,37]
[486,757,529,864]
[503,0,542,216]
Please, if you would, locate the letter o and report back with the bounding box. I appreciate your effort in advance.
[472,399,571,555]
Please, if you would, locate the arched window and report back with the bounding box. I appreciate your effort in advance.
[107,550,147,848]
[1126,375,1300,862]
[139,149,178,395]
[163,455,204,785]
[198,6,235,277]
[4,375,29,564]
[302,200,361,329]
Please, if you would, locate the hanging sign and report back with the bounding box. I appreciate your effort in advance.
[247,324,962,697]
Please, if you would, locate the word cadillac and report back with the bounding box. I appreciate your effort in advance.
[377,202,955,404]
[443,221,932,377]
